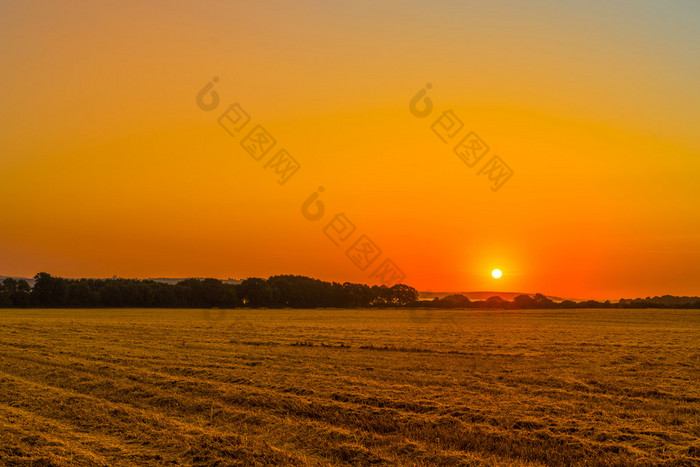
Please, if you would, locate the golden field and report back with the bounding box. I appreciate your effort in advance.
[0,308,698,466]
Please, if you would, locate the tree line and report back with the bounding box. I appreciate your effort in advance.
[1,273,698,309]
[0,273,418,308]
[423,293,700,309]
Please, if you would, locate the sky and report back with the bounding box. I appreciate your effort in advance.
[1,0,699,300]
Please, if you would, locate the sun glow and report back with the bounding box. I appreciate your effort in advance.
[492,269,502,279]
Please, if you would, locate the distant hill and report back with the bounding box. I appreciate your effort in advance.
[638,295,700,306]
[419,291,700,305]
[0,276,35,286]
[419,291,567,302]
[0,276,243,287]
[147,278,243,285]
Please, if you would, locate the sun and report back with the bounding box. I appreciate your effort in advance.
[491,269,502,279]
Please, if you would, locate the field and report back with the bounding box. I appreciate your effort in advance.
[0,308,698,466]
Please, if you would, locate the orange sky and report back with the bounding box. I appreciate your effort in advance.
[1,1,699,299]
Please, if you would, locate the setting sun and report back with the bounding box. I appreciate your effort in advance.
[492,269,502,279]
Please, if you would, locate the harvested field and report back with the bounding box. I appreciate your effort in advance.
[0,308,698,466]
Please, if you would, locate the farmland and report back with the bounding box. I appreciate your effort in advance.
[0,308,698,466]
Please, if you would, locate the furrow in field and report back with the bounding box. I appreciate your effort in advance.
[0,346,449,417]
[0,365,523,466]
[0,342,586,441]
[0,353,648,466]
[0,343,479,416]
[0,351,480,465]
[0,371,308,466]
[0,402,173,466]
[0,340,688,436]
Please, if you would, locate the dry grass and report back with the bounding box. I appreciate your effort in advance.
[0,308,698,466]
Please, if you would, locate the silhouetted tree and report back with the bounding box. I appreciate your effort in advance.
[32,273,68,307]
[389,284,419,306]
[12,279,31,307]
[238,278,274,307]
[435,294,472,308]
[67,280,99,307]
[513,294,536,309]
[176,278,237,308]
[533,293,555,308]
[484,296,507,308]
